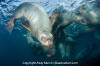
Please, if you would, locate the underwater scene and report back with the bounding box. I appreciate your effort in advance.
[0,0,100,66]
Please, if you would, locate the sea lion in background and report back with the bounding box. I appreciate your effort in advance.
[6,2,53,47]
[78,2,100,25]
[51,2,100,34]
[51,11,92,34]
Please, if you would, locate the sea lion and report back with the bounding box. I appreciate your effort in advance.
[51,3,100,34]
[51,11,90,34]
[78,2,100,25]
[6,2,53,47]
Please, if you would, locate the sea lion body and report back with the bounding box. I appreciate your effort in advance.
[7,2,53,47]
[14,2,52,37]
[52,11,86,33]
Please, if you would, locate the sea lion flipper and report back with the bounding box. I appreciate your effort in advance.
[6,17,15,33]
[21,21,31,32]
[50,12,60,25]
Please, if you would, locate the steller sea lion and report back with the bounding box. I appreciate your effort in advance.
[78,2,100,25]
[51,3,100,34]
[6,2,53,47]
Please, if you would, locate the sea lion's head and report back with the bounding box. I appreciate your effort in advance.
[38,31,53,47]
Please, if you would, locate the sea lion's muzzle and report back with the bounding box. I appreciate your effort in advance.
[43,41,53,47]
[38,32,53,47]
[44,43,52,47]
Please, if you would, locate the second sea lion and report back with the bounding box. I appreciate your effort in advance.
[6,2,53,47]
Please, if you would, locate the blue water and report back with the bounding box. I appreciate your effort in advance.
[0,0,100,66]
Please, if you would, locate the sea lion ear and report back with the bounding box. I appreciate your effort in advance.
[50,12,60,25]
